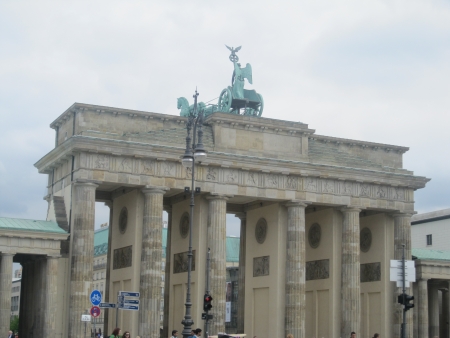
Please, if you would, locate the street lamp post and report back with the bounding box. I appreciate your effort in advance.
[181,90,207,338]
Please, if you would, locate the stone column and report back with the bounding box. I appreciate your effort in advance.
[285,201,308,338]
[43,256,59,337]
[429,282,439,338]
[340,207,361,338]
[69,181,98,338]
[0,253,14,334]
[103,201,113,335]
[441,287,449,338]
[139,187,167,338]
[418,279,429,338]
[207,194,229,335]
[393,213,414,338]
[163,205,173,338]
[18,260,27,337]
[236,212,247,334]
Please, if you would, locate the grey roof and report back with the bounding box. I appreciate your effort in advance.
[412,208,450,224]
[0,217,67,234]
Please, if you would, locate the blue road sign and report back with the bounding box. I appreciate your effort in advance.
[123,299,140,305]
[119,304,139,311]
[90,290,102,306]
[99,302,116,309]
[119,291,140,297]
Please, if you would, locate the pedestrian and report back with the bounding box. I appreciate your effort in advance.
[350,332,356,338]
[194,328,202,337]
[122,331,131,338]
[372,334,379,338]
[7,331,15,338]
[110,328,121,338]
[287,334,294,338]
[171,330,179,338]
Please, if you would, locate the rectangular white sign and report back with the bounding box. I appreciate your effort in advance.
[81,314,91,322]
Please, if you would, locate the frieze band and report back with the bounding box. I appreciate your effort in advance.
[79,153,409,202]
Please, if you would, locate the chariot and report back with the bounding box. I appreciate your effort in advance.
[217,86,264,117]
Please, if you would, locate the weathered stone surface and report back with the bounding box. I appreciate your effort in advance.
[0,253,13,335]
[236,212,246,334]
[43,256,59,336]
[340,207,361,338]
[285,202,308,338]
[69,181,97,338]
[139,187,166,338]
[207,194,228,335]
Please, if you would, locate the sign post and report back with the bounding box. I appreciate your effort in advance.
[115,291,141,328]
[90,290,102,337]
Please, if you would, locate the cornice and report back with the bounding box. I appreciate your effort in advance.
[310,134,409,154]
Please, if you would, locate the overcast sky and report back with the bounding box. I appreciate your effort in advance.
[0,0,449,236]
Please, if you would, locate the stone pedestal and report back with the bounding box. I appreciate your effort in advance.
[43,256,59,336]
[163,205,173,338]
[0,253,13,335]
[285,201,308,338]
[206,194,229,335]
[393,213,414,338]
[340,207,361,338]
[429,282,439,338]
[69,181,97,338]
[236,212,246,334]
[418,279,429,338]
[139,187,167,338]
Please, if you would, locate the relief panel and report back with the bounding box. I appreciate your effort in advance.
[305,259,329,281]
[173,250,196,274]
[253,256,270,277]
[360,262,381,283]
[113,245,133,270]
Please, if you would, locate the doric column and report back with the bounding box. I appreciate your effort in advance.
[285,201,308,338]
[163,205,173,338]
[418,279,429,338]
[429,282,439,338]
[340,207,361,338]
[206,194,229,335]
[69,181,98,338]
[139,187,167,338]
[236,212,247,334]
[441,287,449,338]
[43,256,59,336]
[0,253,14,334]
[103,201,113,335]
[18,260,27,337]
[393,212,414,338]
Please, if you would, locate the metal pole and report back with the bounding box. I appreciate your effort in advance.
[205,248,211,338]
[181,91,199,338]
[85,309,88,338]
[116,291,119,329]
[402,244,406,338]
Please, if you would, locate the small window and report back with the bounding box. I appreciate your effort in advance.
[426,234,432,246]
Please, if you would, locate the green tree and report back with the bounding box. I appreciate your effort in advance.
[10,316,19,333]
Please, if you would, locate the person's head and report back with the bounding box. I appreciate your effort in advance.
[195,328,202,336]
[8,331,12,335]
[112,328,121,336]
[373,334,379,338]
[172,330,178,337]
[351,332,356,338]
[287,334,294,338]
[123,332,130,338]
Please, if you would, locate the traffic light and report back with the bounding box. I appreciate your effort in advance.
[203,294,213,311]
[405,294,414,311]
[397,294,414,311]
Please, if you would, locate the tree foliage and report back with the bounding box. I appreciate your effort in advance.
[10,316,19,333]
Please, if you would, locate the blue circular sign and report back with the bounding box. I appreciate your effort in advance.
[90,290,102,306]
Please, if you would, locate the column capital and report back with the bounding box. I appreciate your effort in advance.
[392,211,416,219]
[285,200,310,208]
[72,179,100,188]
[235,212,246,221]
[0,252,14,257]
[142,186,169,195]
[340,206,362,214]
[206,193,232,201]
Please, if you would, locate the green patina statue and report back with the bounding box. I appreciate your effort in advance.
[178,45,264,117]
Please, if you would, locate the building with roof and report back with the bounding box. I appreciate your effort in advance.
[91,223,240,336]
[411,208,450,338]
[0,216,69,336]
